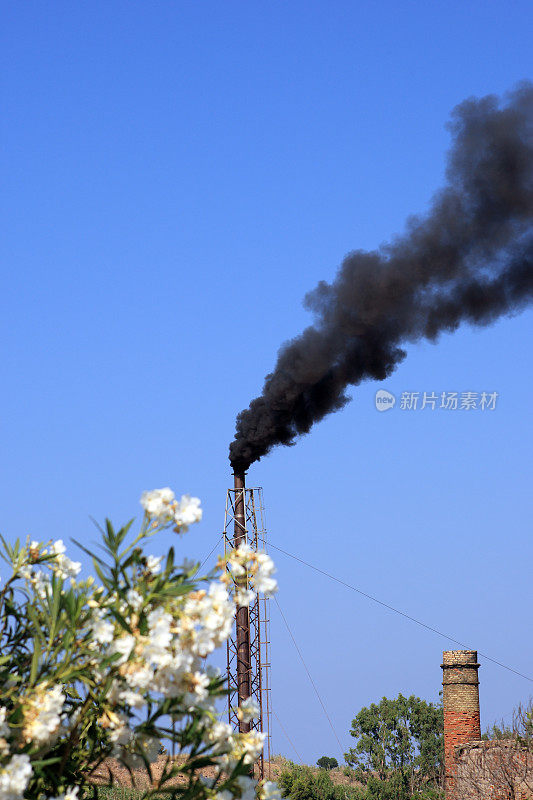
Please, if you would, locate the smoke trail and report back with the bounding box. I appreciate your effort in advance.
[229,83,533,471]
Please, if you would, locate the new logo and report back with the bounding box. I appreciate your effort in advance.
[375,389,396,412]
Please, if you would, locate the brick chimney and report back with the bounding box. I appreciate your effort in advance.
[441,650,481,799]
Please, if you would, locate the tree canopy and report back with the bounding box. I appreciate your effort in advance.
[316,757,338,771]
[344,693,444,798]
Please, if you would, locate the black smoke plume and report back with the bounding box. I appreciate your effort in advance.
[229,84,533,471]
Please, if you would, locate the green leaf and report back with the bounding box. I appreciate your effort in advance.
[71,538,107,566]
[29,637,41,686]
[26,604,46,644]
[92,559,111,589]
[115,518,134,550]
[64,588,76,619]
[165,547,175,574]
[48,576,63,644]
[108,607,130,632]
[30,756,63,767]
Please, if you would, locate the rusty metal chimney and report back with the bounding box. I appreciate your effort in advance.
[441,650,481,799]
[233,469,251,733]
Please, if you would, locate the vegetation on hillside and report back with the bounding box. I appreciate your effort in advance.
[279,694,444,800]
[278,764,362,800]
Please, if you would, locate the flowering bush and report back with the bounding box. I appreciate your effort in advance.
[0,488,279,800]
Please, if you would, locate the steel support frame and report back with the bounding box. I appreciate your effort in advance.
[224,485,272,779]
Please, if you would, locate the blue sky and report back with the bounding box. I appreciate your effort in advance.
[1,0,532,765]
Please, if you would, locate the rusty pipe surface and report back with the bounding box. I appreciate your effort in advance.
[233,470,251,734]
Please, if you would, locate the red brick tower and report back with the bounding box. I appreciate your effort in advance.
[441,650,481,799]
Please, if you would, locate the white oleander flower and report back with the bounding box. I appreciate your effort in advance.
[243,732,265,765]
[142,607,172,667]
[234,587,255,607]
[180,582,234,656]
[0,709,9,756]
[22,684,65,746]
[89,610,114,645]
[34,570,51,598]
[123,663,154,691]
[253,573,277,595]
[237,697,260,723]
[185,671,210,698]
[120,689,145,708]
[48,540,81,580]
[252,552,277,596]
[0,753,32,800]
[192,627,216,657]
[207,720,234,750]
[236,542,254,559]
[28,541,41,560]
[22,568,50,600]
[260,781,282,800]
[146,606,172,632]
[109,634,135,665]
[227,545,278,598]
[173,495,202,532]
[229,542,253,569]
[99,710,131,747]
[236,775,258,800]
[217,729,266,771]
[110,723,131,747]
[49,540,66,556]
[151,646,194,697]
[0,708,10,739]
[146,555,163,574]
[58,556,82,579]
[49,788,79,800]
[215,791,233,800]
[228,560,246,578]
[140,488,176,523]
[125,589,143,610]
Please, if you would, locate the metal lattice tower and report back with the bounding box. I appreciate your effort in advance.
[224,484,272,779]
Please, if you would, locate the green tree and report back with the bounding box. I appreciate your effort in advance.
[344,694,444,799]
[316,757,338,770]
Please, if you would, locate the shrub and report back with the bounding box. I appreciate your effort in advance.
[278,764,363,800]
[0,487,278,800]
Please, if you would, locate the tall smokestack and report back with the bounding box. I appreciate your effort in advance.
[441,650,481,799]
[229,83,533,471]
[233,469,251,733]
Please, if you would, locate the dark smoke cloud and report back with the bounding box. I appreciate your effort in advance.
[229,84,533,471]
